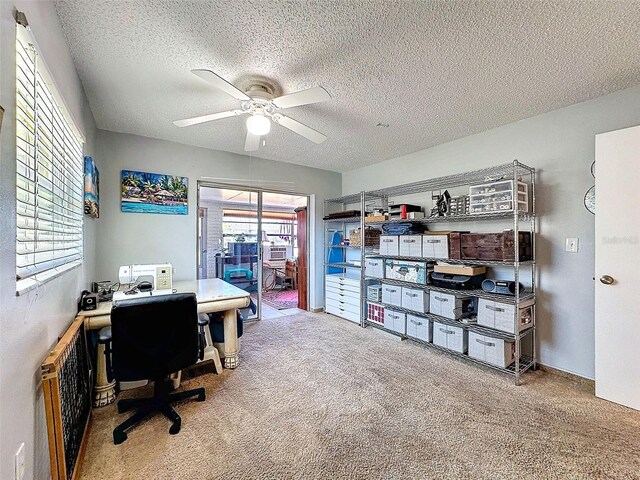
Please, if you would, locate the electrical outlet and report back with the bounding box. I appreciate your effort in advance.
[566,237,579,253]
[15,443,25,480]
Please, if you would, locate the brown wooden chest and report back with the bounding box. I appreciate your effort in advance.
[460,231,532,261]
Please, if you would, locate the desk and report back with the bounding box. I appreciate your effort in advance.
[77,278,250,407]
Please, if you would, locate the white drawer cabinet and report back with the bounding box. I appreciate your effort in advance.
[325,286,360,303]
[326,303,360,323]
[325,273,361,324]
[398,235,422,257]
[406,314,431,342]
[401,287,429,313]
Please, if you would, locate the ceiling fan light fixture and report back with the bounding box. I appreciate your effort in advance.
[246,114,271,136]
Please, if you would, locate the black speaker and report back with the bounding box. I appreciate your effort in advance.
[481,279,524,295]
[80,291,98,310]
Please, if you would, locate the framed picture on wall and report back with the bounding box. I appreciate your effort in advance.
[84,156,99,218]
[121,169,188,215]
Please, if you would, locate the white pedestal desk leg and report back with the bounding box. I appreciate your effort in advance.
[94,342,116,407]
[219,308,239,369]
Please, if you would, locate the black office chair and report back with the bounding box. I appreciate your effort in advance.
[103,293,207,444]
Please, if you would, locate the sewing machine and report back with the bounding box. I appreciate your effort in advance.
[114,263,174,300]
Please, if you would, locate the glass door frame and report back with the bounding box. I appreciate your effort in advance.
[196,181,310,322]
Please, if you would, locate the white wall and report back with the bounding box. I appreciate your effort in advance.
[94,130,340,309]
[343,85,640,380]
[0,2,97,480]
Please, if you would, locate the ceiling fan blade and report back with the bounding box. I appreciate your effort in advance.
[173,109,242,128]
[271,86,331,109]
[245,131,260,151]
[274,114,327,144]
[191,69,251,101]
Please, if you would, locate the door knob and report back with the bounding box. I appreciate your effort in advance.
[600,275,615,285]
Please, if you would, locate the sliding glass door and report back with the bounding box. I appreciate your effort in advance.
[197,183,309,321]
[197,185,261,321]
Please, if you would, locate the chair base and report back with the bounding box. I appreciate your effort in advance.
[113,379,205,445]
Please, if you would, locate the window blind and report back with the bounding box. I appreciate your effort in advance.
[16,27,84,283]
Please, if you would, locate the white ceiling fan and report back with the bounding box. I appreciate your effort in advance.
[174,69,331,152]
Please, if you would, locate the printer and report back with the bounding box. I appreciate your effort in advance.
[114,263,174,301]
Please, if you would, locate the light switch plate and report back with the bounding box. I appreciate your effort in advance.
[566,237,579,253]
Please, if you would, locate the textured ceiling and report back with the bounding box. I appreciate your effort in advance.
[54,0,640,173]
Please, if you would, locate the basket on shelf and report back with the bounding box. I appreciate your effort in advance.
[349,227,381,247]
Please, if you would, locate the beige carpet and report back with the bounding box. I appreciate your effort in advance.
[79,312,640,480]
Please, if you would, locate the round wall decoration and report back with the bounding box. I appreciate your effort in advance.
[584,185,595,214]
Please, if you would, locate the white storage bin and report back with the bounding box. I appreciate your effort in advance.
[381,284,403,307]
[401,287,429,313]
[365,258,385,278]
[406,314,431,342]
[429,291,473,320]
[379,235,399,256]
[433,321,468,353]
[398,235,423,257]
[422,234,449,259]
[477,298,534,334]
[384,308,406,334]
[468,332,515,368]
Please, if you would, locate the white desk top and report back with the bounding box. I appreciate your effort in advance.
[173,278,250,303]
[79,278,250,318]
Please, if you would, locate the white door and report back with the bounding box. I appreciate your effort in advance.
[595,124,640,410]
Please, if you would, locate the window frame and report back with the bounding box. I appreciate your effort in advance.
[15,24,86,296]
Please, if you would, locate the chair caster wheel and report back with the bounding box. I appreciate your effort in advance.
[113,431,127,445]
[169,420,181,435]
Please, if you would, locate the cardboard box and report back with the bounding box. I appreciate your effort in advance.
[433,264,487,276]
[365,215,387,223]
